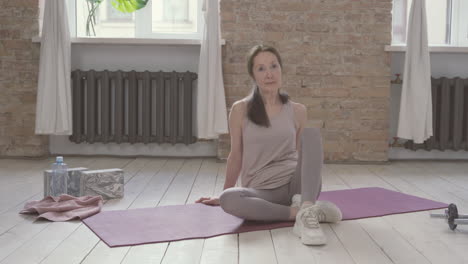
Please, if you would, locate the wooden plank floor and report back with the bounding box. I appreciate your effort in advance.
[1,157,468,264]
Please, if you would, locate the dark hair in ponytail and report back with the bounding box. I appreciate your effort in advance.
[246,45,289,127]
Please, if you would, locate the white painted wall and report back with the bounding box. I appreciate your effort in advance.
[70,43,200,72]
[50,43,218,157]
[389,52,468,159]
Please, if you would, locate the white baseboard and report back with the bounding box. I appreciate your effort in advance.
[389,147,468,160]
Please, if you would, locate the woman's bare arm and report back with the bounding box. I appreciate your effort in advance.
[223,100,244,189]
[195,100,245,205]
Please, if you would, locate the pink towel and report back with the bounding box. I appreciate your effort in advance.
[20,195,103,221]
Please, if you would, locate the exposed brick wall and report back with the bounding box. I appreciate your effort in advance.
[219,0,392,162]
[0,0,48,157]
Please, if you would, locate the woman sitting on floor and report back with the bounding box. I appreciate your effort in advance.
[196,44,342,245]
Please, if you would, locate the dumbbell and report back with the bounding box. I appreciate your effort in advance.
[430,203,468,230]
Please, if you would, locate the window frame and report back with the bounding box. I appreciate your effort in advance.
[451,0,468,46]
[135,0,202,40]
[41,0,202,40]
[392,0,408,44]
[392,0,468,47]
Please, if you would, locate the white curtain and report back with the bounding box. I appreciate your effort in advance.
[35,0,72,135]
[397,0,432,144]
[196,0,228,139]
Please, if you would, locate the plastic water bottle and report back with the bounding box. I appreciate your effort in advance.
[50,156,68,197]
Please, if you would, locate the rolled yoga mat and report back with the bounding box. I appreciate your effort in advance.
[83,187,448,247]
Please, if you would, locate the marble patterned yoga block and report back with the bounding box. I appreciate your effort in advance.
[44,168,88,197]
[79,169,124,199]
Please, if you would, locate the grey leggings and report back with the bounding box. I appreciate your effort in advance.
[219,128,323,221]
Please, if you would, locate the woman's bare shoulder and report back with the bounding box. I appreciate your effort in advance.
[289,100,306,114]
[229,98,249,131]
[289,100,307,129]
[231,98,249,114]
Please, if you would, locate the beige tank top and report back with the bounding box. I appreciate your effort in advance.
[240,100,298,189]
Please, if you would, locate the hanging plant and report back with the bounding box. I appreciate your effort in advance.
[85,0,149,36]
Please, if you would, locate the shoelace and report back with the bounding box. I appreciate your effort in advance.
[315,207,327,222]
[301,206,328,227]
[300,207,321,228]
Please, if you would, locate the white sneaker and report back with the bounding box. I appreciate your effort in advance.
[291,194,301,208]
[293,204,327,245]
[291,195,342,223]
[316,200,342,223]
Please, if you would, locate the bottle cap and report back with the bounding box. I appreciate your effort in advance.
[56,156,64,163]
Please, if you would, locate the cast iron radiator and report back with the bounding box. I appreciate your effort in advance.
[405,77,468,151]
[69,70,197,145]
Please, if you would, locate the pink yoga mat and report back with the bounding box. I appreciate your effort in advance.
[83,187,448,247]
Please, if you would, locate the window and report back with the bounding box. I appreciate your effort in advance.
[39,0,202,39]
[392,0,468,46]
[38,0,46,35]
[106,1,133,22]
[156,0,196,32]
[137,0,201,39]
[75,0,136,38]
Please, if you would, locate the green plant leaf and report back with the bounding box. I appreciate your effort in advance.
[86,0,103,4]
[111,0,149,13]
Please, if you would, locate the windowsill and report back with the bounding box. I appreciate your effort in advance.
[32,36,226,46]
[385,45,468,53]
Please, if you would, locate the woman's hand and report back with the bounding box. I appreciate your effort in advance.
[195,197,220,206]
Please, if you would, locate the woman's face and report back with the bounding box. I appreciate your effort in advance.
[252,51,282,94]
